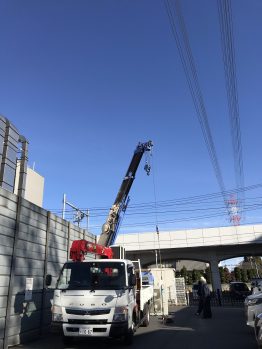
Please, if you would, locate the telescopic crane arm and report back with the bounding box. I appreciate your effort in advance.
[69,140,153,261]
[98,140,153,247]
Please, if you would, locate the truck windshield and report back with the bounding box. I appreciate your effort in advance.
[57,261,126,290]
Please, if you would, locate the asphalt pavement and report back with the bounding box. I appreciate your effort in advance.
[11,305,257,349]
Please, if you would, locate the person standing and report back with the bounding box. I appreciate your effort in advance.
[195,276,212,318]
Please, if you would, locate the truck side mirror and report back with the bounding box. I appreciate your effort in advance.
[45,274,52,287]
[129,274,136,287]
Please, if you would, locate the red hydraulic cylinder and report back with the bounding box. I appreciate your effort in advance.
[70,240,114,261]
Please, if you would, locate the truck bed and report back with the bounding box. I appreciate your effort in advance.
[140,284,154,308]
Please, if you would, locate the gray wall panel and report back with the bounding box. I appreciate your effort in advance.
[0,309,6,318]
[0,277,10,288]
[0,186,96,347]
[16,240,45,255]
[0,246,13,257]
[19,223,46,244]
[20,206,47,225]
[0,216,15,231]
[0,226,14,239]
[0,318,5,338]
[0,256,11,267]
[0,288,8,297]
[0,207,16,220]
[0,266,10,276]
[48,234,68,249]
[19,214,46,231]
[15,257,44,271]
[0,298,7,309]
[0,235,14,248]
[47,262,64,276]
[12,277,44,294]
[15,249,45,261]
[0,195,17,212]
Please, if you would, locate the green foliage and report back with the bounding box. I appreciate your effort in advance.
[234,267,241,281]
[180,266,187,283]
[187,271,193,285]
[223,267,232,283]
[247,269,256,280]
[241,269,248,283]
[192,269,202,283]
[175,271,181,278]
[219,266,226,283]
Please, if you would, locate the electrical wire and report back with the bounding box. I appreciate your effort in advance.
[163,0,230,219]
[217,0,245,221]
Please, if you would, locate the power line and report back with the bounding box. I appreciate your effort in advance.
[48,182,262,214]
[163,0,230,217]
[217,0,245,221]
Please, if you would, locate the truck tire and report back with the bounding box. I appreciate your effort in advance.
[123,316,135,345]
[123,328,134,345]
[141,305,150,327]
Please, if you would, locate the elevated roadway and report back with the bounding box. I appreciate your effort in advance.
[115,224,262,291]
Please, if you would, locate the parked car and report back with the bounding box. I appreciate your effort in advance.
[244,292,262,327]
[251,278,262,295]
[254,312,262,348]
[229,281,250,299]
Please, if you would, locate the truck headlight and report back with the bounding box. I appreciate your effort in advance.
[52,305,63,322]
[113,306,128,322]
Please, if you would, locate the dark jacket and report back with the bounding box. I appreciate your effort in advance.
[197,281,210,299]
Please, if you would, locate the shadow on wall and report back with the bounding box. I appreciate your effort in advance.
[12,289,53,346]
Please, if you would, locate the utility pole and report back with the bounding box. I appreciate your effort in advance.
[62,193,89,232]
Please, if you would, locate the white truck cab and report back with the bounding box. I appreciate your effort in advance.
[48,258,153,344]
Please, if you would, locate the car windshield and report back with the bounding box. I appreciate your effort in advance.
[57,261,126,290]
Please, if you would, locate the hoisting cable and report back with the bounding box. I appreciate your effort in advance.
[150,151,165,323]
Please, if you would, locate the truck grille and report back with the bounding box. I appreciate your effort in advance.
[66,327,107,333]
[68,319,108,325]
[66,308,110,316]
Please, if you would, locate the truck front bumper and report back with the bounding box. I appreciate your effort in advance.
[61,321,128,338]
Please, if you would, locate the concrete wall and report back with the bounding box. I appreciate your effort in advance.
[0,187,96,348]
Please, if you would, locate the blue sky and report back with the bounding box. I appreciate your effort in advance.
[1,0,262,265]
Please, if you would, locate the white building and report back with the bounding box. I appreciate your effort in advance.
[14,162,44,207]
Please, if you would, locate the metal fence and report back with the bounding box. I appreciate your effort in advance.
[188,290,249,307]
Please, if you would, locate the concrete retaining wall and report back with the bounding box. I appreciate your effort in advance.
[0,187,96,348]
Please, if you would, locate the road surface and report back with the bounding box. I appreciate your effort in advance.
[11,306,257,349]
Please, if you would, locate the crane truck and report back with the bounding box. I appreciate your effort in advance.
[46,141,154,344]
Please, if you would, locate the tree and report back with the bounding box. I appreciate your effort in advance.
[192,269,202,283]
[247,269,256,281]
[219,267,226,283]
[175,271,181,278]
[180,266,187,283]
[223,267,231,283]
[241,269,248,283]
[230,271,235,282]
[187,271,193,285]
[234,267,241,281]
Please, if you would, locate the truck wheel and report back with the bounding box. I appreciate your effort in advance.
[123,318,135,345]
[123,329,134,345]
[141,305,150,327]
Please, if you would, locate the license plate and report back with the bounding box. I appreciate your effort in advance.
[79,328,93,335]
